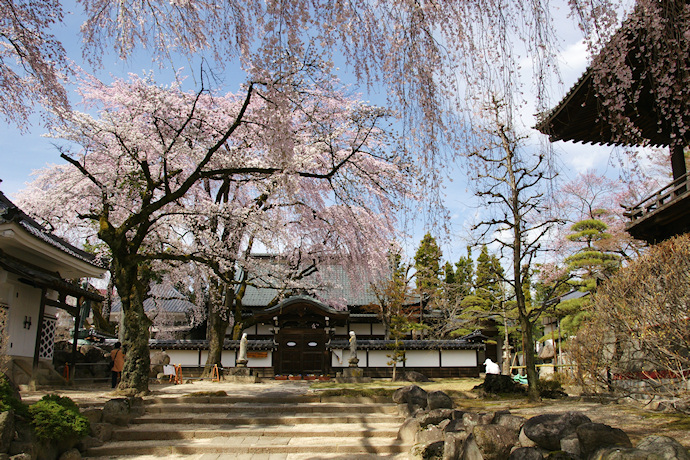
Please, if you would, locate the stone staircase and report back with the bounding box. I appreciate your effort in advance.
[83,393,411,459]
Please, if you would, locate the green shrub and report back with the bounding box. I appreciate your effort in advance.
[29,395,90,442]
[0,376,28,417]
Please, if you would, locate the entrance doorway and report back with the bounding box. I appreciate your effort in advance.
[275,329,327,375]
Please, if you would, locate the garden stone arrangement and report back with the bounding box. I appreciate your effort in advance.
[393,385,690,460]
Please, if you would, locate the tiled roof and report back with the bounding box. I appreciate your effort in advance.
[242,263,380,308]
[0,250,104,302]
[149,339,275,351]
[534,6,687,148]
[148,338,483,351]
[0,192,106,269]
[111,283,195,314]
[328,339,484,350]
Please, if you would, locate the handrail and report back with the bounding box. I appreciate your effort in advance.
[623,173,689,221]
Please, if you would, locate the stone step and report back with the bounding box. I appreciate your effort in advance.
[87,452,409,459]
[143,402,399,415]
[144,395,391,405]
[84,437,411,457]
[146,395,324,405]
[110,423,402,441]
[132,413,403,426]
[85,389,407,458]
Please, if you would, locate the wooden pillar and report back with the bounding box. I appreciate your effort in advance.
[71,297,82,381]
[32,288,48,372]
[671,144,687,185]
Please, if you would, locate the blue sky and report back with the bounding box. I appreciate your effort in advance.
[0,1,637,264]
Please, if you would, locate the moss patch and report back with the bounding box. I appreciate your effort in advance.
[183,391,228,397]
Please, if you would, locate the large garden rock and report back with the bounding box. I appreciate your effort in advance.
[590,447,652,459]
[418,409,456,427]
[411,440,444,460]
[509,447,546,460]
[471,424,520,460]
[520,427,538,448]
[636,435,690,460]
[443,431,469,460]
[416,425,445,445]
[443,417,467,433]
[495,413,526,432]
[462,411,494,428]
[80,407,102,425]
[576,422,632,457]
[428,391,454,410]
[544,452,579,459]
[101,397,144,426]
[461,433,484,460]
[90,422,113,442]
[399,417,422,444]
[522,412,591,451]
[0,411,13,454]
[58,447,82,460]
[560,432,581,458]
[78,435,103,450]
[393,385,428,411]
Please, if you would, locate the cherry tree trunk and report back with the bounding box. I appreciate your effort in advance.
[112,259,152,395]
[203,305,229,377]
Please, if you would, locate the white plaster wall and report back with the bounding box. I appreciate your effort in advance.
[0,281,11,307]
[368,350,394,367]
[350,323,370,336]
[222,351,236,368]
[247,351,272,367]
[255,324,273,335]
[165,350,201,366]
[371,323,385,336]
[331,349,347,367]
[440,350,477,367]
[406,350,440,367]
[334,326,348,335]
[159,349,238,368]
[7,280,40,358]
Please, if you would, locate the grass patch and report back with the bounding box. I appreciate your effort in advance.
[640,411,690,430]
[183,391,228,397]
[310,378,482,392]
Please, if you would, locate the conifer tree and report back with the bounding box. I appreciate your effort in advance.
[557,218,621,335]
[453,245,504,337]
[454,246,474,299]
[414,233,442,305]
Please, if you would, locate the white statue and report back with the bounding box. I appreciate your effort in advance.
[484,358,501,375]
[237,333,248,367]
[349,331,357,359]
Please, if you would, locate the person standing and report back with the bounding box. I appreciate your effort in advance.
[110,342,125,388]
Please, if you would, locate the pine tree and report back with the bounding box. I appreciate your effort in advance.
[558,218,621,335]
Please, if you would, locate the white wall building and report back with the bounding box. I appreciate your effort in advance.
[0,192,106,385]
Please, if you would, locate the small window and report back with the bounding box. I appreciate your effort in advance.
[286,341,297,347]
[308,342,318,347]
